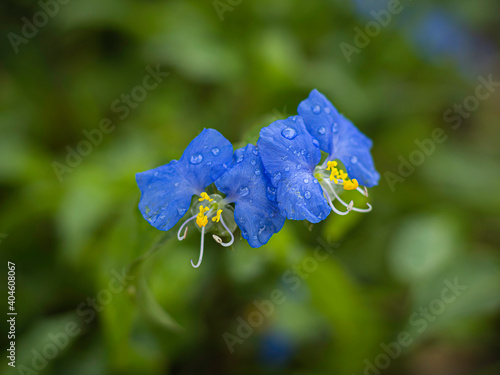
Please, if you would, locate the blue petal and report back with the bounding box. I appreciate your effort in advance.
[298,90,380,187]
[329,115,380,187]
[297,89,341,153]
[178,128,233,190]
[257,116,331,223]
[215,144,285,248]
[136,128,233,231]
[136,162,194,231]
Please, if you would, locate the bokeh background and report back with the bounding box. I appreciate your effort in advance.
[1,0,500,374]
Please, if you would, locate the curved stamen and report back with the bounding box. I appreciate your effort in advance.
[177,214,197,240]
[326,180,372,213]
[356,186,368,197]
[322,185,350,215]
[213,215,234,247]
[191,226,205,268]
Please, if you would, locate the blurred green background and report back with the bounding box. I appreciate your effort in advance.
[1,0,500,374]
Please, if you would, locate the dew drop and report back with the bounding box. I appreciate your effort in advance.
[190,153,203,165]
[351,156,358,164]
[238,186,249,197]
[312,105,321,114]
[285,166,290,172]
[252,149,259,156]
[206,161,212,166]
[174,182,179,187]
[154,171,159,177]
[312,139,320,147]
[236,154,244,163]
[274,172,282,182]
[211,147,220,156]
[266,186,276,200]
[282,155,288,161]
[297,164,302,170]
[305,191,312,199]
[332,122,339,134]
[178,208,186,216]
[304,178,309,184]
[281,127,297,140]
[254,169,261,176]
[324,107,331,114]
[318,127,326,135]
[250,160,256,166]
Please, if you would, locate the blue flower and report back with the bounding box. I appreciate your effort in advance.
[257,116,332,223]
[215,144,285,248]
[297,89,380,187]
[136,128,233,232]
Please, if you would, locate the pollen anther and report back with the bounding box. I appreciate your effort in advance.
[198,192,213,202]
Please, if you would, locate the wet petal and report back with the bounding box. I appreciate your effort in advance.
[215,144,285,247]
[257,116,331,223]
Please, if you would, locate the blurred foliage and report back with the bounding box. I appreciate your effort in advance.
[1,0,500,374]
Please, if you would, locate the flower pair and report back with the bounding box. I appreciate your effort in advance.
[136,90,379,268]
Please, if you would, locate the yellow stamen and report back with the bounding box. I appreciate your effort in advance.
[344,179,359,190]
[212,209,223,222]
[196,205,210,227]
[198,192,213,202]
[326,161,338,170]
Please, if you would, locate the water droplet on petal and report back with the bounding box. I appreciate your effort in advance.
[178,208,186,216]
[174,182,179,187]
[238,186,249,197]
[154,171,159,177]
[312,139,320,147]
[206,161,212,166]
[281,127,297,140]
[312,105,321,114]
[332,123,339,134]
[351,156,358,164]
[190,153,203,164]
[300,149,306,155]
[305,191,312,199]
[297,164,302,170]
[267,186,276,200]
[254,169,261,176]
[236,154,244,163]
[274,172,282,182]
[252,149,259,156]
[282,155,288,161]
[250,160,256,166]
[303,178,309,184]
[324,107,331,114]
[284,166,290,172]
[318,127,326,135]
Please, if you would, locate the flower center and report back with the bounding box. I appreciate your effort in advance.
[315,161,371,215]
[325,161,358,190]
[177,191,235,268]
